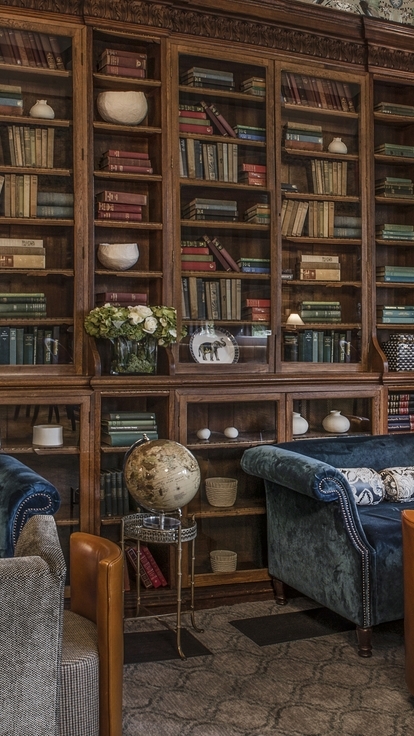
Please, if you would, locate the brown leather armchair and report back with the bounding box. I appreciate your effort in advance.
[402,509,414,696]
[65,532,124,736]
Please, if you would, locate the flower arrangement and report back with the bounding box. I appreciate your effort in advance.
[84,303,185,346]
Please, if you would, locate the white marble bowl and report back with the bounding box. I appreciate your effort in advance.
[97,242,139,271]
[96,90,148,125]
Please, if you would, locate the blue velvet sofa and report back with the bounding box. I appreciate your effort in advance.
[0,454,60,557]
[241,433,414,656]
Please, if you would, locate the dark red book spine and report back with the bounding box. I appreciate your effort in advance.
[26,31,42,67]
[96,211,143,221]
[139,546,162,588]
[96,202,143,213]
[32,32,48,68]
[208,103,237,138]
[101,156,151,168]
[201,234,232,272]
[103,164,153,174]
[95,292,147,303]
[179,123,213,135]
[0,105,23,116]
[101,64,146,78]
[211,236,240,272]
[98,53,147,70]
[141,545,168,586]
[105,149,150,160]
[21,31,37,67]
[39,33,57,70]
[181,260,217,271]
[240,163,267,173]
[179,110,207,119]
[100,48,147,61]
[199,101,228,135]
[95,190,147,205]
[0,28,15,64]
[6,29,21,65]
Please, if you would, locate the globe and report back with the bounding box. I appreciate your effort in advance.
[123,437,201,516]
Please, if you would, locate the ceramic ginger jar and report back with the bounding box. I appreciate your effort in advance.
[328,137,347,154]
[322,410,350,434]
[29,100,55,119]
[292,412,309,436]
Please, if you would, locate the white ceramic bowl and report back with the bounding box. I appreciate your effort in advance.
[96,90,148,125]
[97,243,139,271]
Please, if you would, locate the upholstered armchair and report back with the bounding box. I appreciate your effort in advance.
[241,433,414,657]
[402,509,414,696]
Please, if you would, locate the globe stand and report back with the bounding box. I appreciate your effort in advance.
[122,511,203,660]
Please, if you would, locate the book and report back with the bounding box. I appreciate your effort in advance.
[202,234,240,272]
[95,292,147,303]
[96,211,142,221]
[102,411,156,420]
[101,155,151,168]
[178,123,213,135]
[101,163,153,174]
[124,546,153,589]
[95,190,147,205]
[141,545,168,586]
[101,430,159,446]
[96,202,142,213]
[104,149,150,160]
[100,65,146,78]
[181,261,217,271]
[36,205,73,218]
[0,254,45,268]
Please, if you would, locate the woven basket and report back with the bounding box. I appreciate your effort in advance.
[205,477,238,507]
[210,549,237,573]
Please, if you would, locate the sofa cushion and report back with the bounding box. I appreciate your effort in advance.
[338,467,385,505]
[380,467,414,503]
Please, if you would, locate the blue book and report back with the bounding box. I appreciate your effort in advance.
[239,266,270,273]
[298,329,313,362]
[0,96,23,106]
[236,133,266,141]
[0,326,10,364]
[9,327,16,365]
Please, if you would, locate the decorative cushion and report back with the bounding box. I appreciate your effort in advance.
[337,467,385,505]
[379,467,414,503]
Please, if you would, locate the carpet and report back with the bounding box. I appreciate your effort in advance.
[124,627,212,663]
[229,606,354,646]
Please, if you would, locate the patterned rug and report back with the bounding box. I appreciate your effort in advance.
[123,597,414,736]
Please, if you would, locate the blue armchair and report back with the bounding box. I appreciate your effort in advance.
[241,433,414,656]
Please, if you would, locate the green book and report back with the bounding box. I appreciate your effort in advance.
[101,430,159,447]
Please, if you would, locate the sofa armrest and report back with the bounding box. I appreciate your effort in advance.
[241,444,352,503]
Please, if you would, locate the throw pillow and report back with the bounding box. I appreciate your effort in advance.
[337,467,385,505]
[379,467,414,503]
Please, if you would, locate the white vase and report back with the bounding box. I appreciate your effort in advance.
[292,412,309,436]
[328,137,347,154]
[96,90,148,125]
[322,410,350,433]
[97,242,139,271]
[29,100,55,119]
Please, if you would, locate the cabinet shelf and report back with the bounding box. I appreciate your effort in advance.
[284,322,360,329]
[95,269,163,278]
[0,114,71,127]
[179,133,265,148]
[284,280,361,287]
[374,112,414,125]
[283,192,359,203]
[0,444,79,454]
[94,220,162,230]
[93,73,161,90]
[376,196,414,205]
[283,103,358,120]
[0,271,73,278]
[94,171,162,182]
[376,239,414,246]
[376,282,414,288]
[93,122,161,136]
[283,236,361,245]
[178,85,265,105]
[181,220,269,230]
[375,154,414,165]
[1,62,71,79]
[187,430,276,448]
[195,568,270,586]
[179,178,267,191]
[0,217,73,226]
[189,498,266,518]
[283,148,358,161]
[0,166,71,176]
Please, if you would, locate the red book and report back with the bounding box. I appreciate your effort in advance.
[104,149,150,160]
[95,291,147,303]
[103,164,153,174]
[201,234,240,272]
[99,48,147,61]
[208,103,237,138]
[243,307,271,316]
[0,105,23,116]
[101,64,146,79]
[239,163,267,173]
[181,246,210,254]
[125,546,153,588]
[178,110,207,119]
[96,211,143,221]
[95,190,147,205]
[101,155,151,168]
[199,100,228,135]
[181,261,217,271]
[244,298,271,307]
[284,140,323,151]
[141,545,168,586]
[179,123,213,135]
[96,202,143,213]
[139,546,162,588]
[98,52,147,70]
[211,236,240,272]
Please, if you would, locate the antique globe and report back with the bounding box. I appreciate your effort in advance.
[123,437,200,529]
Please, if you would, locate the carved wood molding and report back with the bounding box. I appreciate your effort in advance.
[0,0,82,14]
[368,46,414,73]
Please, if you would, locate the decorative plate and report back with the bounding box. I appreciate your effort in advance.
[189,327,239,364]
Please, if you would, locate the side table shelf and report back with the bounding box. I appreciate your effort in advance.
[122,512,202,659]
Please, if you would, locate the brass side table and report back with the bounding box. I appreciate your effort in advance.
[122,512,202,659]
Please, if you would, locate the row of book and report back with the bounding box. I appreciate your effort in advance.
[181,276,242,321]
[296,254,341,282]
[179,138,239,182]
[95,188,147,221]
[5,124,55,168]
[375,143,414,158]
[180,66,235,91]
[310,158,348,196]
[244,203,270,225]
[283,328,353,363]
[0,236,45,269]
[95,291,148,307]
[375,102,414,117]
[377,224,414,241]
[241,77,265,97]
[181,235,240,273]
[284,122,323,152]
[281,71,356,112]
[124,544,168,590]
[388,393,414,414]
[97,47,147,80]
[101,410,158,447]
[282,200,361,240]
[0,27,66,70]
[299,300,342,323]
[377,267,414,284]
[182,197,238,223]
[377,305,414,323]
[281,199,309,237]
[3,176,74,221]
[0,83,23,117]
[100,468,130,517]
[179,102,236,138]
[387,415,414,432]
[376,177,414,198]
[0,324,59,365]
[99,149,153,175]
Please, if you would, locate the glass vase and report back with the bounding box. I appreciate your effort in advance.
[109,336,157,375]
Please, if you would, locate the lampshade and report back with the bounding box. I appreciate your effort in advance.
[286,312,304,326]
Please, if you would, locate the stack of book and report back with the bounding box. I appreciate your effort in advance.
[182,235,239,272]
[181,244,216,272]
[233,125,265,142]
[179,139,238,182]
[376,224,414,241]
[376,266,414,283]
[281,199,309,237]
[7,124,54,168]
[237,258,270,273]
[310,159,348,195]
[0,28,65,70]
[199,101,236,137]
[244,203,270,224]
[97,48,147,79]
[377,305,414,324]
[181,276,241,320]
[99,149,153,175]
[242,297,270,322]
[375,102,414,117]
[334,215,361,239]
[388,415,414,432]
[375,177,414,198]
[101,410,158,447]
[37,191,73,219]
[100,468,130,517]
[281,72,355,112]
[180,66,234,91]
[95,291,148,307]
[284,121,323,151]
[238,162,266,186]
[0,323,60,365]
[0,237,45,269]
[95,189,147,220]
[0,83,23,116]
[240,77,265,97]
[296,254,341,281]
[375,142,414,158]
[124,544,168,589]
[284,328,351,363]
[178,108,213,136]
[3,174,38,219]
[182,198,238,222]
[282,183,299,194]
[299,300,342,323]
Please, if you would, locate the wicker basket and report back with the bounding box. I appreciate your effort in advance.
[210,549,237,573]
[205,477,238,507]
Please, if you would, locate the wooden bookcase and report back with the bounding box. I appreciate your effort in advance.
[4,0,414,605]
